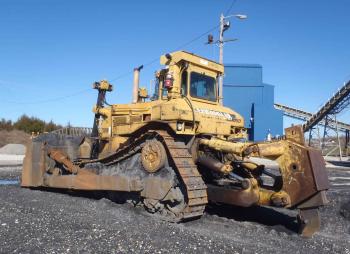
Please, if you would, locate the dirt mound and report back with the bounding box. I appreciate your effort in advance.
[0,130,30,148]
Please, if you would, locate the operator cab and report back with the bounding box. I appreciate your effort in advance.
[186,71,217,102]
[152,70,217,102]
[151,51,221,104]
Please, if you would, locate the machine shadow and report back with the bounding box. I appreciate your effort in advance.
[33,187,114,201]
[32,187,299,234]
[32,187,143,206]
[205,203,299,234]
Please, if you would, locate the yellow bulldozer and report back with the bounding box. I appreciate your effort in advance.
[21,51,329,237]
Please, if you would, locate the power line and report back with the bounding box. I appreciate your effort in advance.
[109,24,220,82]
[109,56,159,82]
[109,70,135,82]
[3,2,234,105]
[109,0,237,81]
[225,0,238,16]
[2,88,91,105]
[173,25,220,51]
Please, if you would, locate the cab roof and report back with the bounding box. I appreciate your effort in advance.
[160,51,224,74]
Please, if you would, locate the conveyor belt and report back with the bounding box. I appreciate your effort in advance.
[274,79,350,133]
[274,103,350,132]
[303,80,350,132]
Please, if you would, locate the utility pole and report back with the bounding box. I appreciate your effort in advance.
[209,13,247,105]
[218,14,225,105]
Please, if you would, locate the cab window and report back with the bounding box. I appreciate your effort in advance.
[151,79,159,100]
[162,88,168,98]
[190,72,216,102]
[181,71,188,96]
[162,81,168,98]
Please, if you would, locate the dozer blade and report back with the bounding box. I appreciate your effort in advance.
[198,125,329,237]
[298,208,321,238]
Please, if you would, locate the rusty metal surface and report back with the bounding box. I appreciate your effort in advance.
[47,148,80,174]
[252,141,285,159]
[285,125,305,145]
[277,143,318,207]
[47,148,95,176]
[141,176,173,200]
[22,130,208,221]
[307,149,330,191]
[43,174,143,191]
[199,138,249,156]
[248,137,329,210]
[298,208,321,238]
[297,191,329,209]
[258,189,291,207]
[275,142,330,209]
[21,142,44,187]
[141,140,167,173]
[206,180,259,207]
[197,155,232,174]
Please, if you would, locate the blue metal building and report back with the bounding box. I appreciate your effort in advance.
[223,64,283,141]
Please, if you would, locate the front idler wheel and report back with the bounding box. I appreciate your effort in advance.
[141,140,167,173]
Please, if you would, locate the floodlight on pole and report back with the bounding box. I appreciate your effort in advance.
[217,13,247,105]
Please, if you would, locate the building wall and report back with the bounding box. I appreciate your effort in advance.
[223,64,283,141]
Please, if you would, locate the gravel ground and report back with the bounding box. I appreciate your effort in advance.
[0,166,22,180]
[0,166,349,253]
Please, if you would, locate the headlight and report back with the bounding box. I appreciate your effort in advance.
[177,122,183,131]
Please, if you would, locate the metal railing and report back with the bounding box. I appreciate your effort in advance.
[51,127,93,136]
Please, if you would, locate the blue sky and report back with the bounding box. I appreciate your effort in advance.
[0,0,349,127]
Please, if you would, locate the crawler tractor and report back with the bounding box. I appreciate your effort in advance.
[22,51,329,237]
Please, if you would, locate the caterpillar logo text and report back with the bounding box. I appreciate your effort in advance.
[195,108,241,122]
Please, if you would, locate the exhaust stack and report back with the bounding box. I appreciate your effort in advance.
[132,65,143,103]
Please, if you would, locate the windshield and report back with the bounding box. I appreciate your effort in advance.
[151,79,159,100]
[190,72,216,102]
[151,76,168,100]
